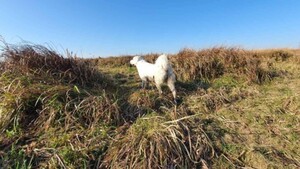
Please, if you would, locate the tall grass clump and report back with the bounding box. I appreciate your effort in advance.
[102,114,214,169]
[171,47,278,84]
[0,42,121,132]
[256,49,294,61]
[1,43,108,87]
[0,43,121,168]
[171,48,224,81]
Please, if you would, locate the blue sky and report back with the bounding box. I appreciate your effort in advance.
[1,0,300,57]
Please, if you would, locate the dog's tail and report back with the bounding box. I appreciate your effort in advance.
[155,54,170,71]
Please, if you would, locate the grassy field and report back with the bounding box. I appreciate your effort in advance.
[0,43,299,168]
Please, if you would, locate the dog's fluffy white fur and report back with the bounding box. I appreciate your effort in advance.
[130,54,177,103]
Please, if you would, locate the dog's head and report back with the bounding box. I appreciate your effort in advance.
[130,56,142,66]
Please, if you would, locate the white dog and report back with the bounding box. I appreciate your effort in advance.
[130,54,177,103]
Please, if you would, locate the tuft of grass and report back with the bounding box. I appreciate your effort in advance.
[1,42,110,87]
[0,43,121,168]
[0,143,34,169]
[171,47,280,84]
[171,48,225,81]
[257,49,294,61]
[102,113,215,169]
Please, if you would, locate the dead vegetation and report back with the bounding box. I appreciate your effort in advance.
[102,114,214,169]
[0,43,121,168]
[172,47,282,84]
[97,47,281,84]
[1,43,108,87]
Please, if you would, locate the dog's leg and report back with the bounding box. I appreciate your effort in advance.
[141,80,145,89]
[167,76,177,104]
[141,79,148,89]
[155,83,163,95]
[145,79,149,89]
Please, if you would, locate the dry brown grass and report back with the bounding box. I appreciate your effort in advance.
[102,114,214,169]
[1,42,299,168]
[1,43,108,87]
[0,43,122,168]
[171,47,279,84]
[254,49,294,61]
[0,79,121,168]
[95,47,281,84]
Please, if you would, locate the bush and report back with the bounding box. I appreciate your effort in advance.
[1,43,108,87]
[0,43,121,168]
[171,47,277,84]
[271,50,293,61]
